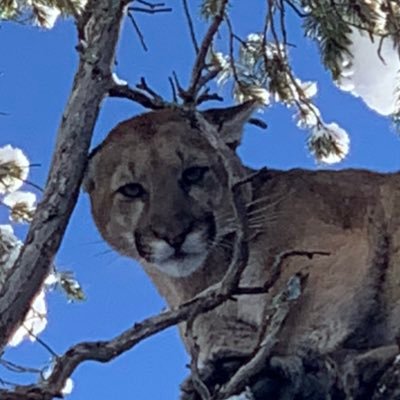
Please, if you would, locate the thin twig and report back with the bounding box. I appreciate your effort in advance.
[168,76,178,103]
[226,16,242,92]
[196,88,223,105]
[263,250,330,294]
[232,33,247,46]
[172,71,186,99]
[0,359,42,374]
[234,250,329,295]
[129,6,172,13]
[184,0,229,104]
[25,328,59,358]
[196,69,221,92]
[248,117,268,129]
[137,77,164,101]
[20,178,44,192]
[0,378,19,389]
[127,10,148,51]
[136,0,166,8]
[279,0,288,46]
[283,0,310,17]
[182,0,199,53]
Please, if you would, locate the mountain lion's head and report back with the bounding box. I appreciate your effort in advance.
[84,103,256,278]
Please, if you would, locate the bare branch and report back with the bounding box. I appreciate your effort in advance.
[136,0,166,7]
[172,71,188,100]
[129,6,172,13]
[0,0,126,350]
[136,77,162,100]
[215,274,305,399]
[25,328,59,358]
[263,249,329,293]
[184,0,229,104]
[0,358,42,375]
[234,249,329,296]
[196,88,223,105]
[248,117,268,130]
[127,10,148,51]
[226,15,242,92]
[168,76,178,103]
[179,247,330,398]
[0,269,253,399]
[182,0,199,53]
[108,81,168,109]
[196,68,221,92]
[128,0,172,14]
[283,0,310,18]
[126,2,172,51]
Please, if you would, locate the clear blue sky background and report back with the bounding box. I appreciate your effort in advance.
[0,2,399,399]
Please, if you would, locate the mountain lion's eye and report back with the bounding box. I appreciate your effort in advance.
[117,183,145,199]
[182,166,209,185]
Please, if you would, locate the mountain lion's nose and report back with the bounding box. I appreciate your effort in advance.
[167,233,186,251]
[151,228,189,251]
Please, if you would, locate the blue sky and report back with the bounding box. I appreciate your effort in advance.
[0,2,399,399]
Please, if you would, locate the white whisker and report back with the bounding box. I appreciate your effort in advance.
[246,190,292,210]
[248,214,280,225]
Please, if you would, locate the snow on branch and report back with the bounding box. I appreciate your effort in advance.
[0,144,85,348]
[0,0,87,29]
[0,147,51,347]
[302,1,400,118]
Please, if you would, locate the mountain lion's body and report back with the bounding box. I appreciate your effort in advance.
[85,104,400,398]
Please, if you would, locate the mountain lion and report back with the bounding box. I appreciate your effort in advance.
[84,102,400,399]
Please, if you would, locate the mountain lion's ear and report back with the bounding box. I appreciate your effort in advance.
[202,101,259,150]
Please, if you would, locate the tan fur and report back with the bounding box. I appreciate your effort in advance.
[85,106,400,367]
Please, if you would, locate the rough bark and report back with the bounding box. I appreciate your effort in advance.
[0,0,126,349]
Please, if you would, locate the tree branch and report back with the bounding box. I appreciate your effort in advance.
[215,274,305,399]
[183,0,229,104]
[0,0,126,350]
[108,81,168,109]
[127,9,149,51]
[182,0,199,53]
[0,258,252,399]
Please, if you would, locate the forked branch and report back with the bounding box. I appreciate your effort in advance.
[108,79,168,109]
[127,2,172,51]
[182,0,229,105]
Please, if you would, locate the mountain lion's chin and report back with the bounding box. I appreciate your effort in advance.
[152,252,208,278]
